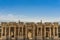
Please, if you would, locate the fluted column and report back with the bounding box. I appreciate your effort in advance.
[41,27,42,38]
[2,27,3,38]
[18,27,19,37]
[14,27,16,38]
[53,27,55,38]
[5,27,6,37]
[44,27,46,38]
[37,27,38,37]
[22,27,23,38]
[9,27,10,37]
[33,26,35,39]
[25,26,27,38]
[50,27,51,37]
[57,27,58,38]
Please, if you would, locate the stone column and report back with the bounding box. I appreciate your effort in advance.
[21,27,23,38]
[9,27,10,37]
[40,27,42,40]
[53,27,55,38]
[25,26,27,39]
[41,27,42,38]
[44,27,46,38]
[18,27,19,37]
[33,26,35,39]
[17,27,19,40]
[19,27,20,37]
[37,26,38,39]
[57,27,58,38]
[2,27,3,38]
[50,27,51,37]
[14,27,16,38]
[5,27,6,37]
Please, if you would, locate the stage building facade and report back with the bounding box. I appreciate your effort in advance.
[0,21,60,40]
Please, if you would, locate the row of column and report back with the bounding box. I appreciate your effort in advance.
[2,27,24,39]
[44,27,58,39]
[1,26,59,39]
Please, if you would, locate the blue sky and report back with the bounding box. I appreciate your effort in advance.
[0,0,60,22]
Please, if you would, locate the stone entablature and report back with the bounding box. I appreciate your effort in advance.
[1,22,59,27]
